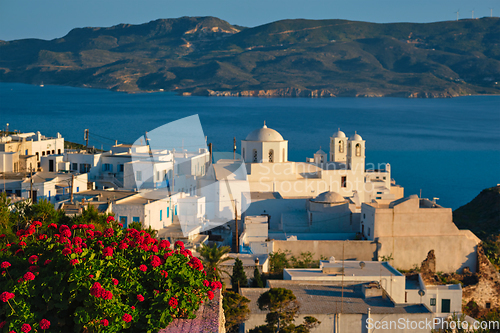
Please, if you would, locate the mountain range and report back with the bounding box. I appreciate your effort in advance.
[1,16,499,97]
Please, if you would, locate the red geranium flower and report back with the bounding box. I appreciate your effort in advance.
[139,265,147,272]
[39,319,50,330]
[101,290,113,300]
[28,255,38,264]
[174,240,184,249]
[70,259,79,266]
[101,319,109,327]
[159,240,170,249]
[208,290,214,300]
[168,297,178,308]
[122,313,132,323]
[102,247,113,257]
[137,294,144,302]
[106,216,114,223]
[21,323,31,332]
[0,321,5,328]
[1,261,11,269]
[23,272,35,281]
[44,259,52,265]
[112,278,119,285]
[150,255,161,268]
[62,248,72,255]
[0,292,14,302]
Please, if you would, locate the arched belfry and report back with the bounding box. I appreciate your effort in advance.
[241,122,288,163]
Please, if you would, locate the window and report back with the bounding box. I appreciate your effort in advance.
[377,192,382,194]
[175,206,177,216]
[51,150,55,154]
[42,151,45,156]
[80,163,91,173]
[25,149,28,155]
[252,149,258,163]
[136,171,142,181]
[48,191,51,201]
[338,140,344,153]
[430,298,436,306]
[102,164,113,172]
[58,149,61,154]
[160,210,163,221]
[167,207,170,218]
[133,217,140,223]
[76,187,79,192]
[47,150,50,156]
[376,197,382,199]
[36,152,39,161]
[356,143,361,157]
[118,164,124,172]
[441,299,451,313]
[120,216,128,228]
[341,176,347,188]
[268,149,274,163]
[72,163,78,171]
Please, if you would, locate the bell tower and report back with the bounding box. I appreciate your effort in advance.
[347,132,365,171]
[330,129,347,163]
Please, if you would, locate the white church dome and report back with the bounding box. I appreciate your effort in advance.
[350,133,363,141]
[312,191,346,204]
[315,148,326,155]
[245,123,284,142]
[333,130,346,138]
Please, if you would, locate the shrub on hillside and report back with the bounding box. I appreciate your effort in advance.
[0,216,221,333]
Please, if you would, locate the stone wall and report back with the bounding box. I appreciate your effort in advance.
[271,240,378,261]
[462,244,500,309]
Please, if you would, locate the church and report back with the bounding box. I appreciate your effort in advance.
[239,122,403,204]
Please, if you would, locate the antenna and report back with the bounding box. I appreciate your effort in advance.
[455,9,460,21]
[490,8,493,17]
[471,9,474,19]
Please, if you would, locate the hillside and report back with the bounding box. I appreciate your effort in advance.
[1,16,500,97]
[453,185,500,240]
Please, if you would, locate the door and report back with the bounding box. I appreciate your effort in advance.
[49,159,54,172]
[441,299,451,313]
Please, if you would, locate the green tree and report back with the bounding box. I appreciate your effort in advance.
[252,266,264,288]
[269,250,289,274]
[249,288,320,333]
[198,242,232,280]
[223,290,250,333]
[231,258,248,292]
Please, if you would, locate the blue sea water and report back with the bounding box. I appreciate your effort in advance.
[1,82,499,209]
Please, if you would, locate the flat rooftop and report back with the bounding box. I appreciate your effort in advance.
[242,281,430,315]
[286,261,402,279]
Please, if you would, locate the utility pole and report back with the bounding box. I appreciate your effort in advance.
[70,173,74,203]
[28,164,32,200]
[233,137,236,160]
[235,199,239,253]
[208,143,213,165]
[84,129,89,150]
[341,241,345,313]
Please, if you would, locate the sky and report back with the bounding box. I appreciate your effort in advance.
[0,0,498,41]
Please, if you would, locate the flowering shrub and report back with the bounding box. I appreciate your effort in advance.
[0,218,221,333]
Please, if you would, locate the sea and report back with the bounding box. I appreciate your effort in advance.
[1,82,499,210]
